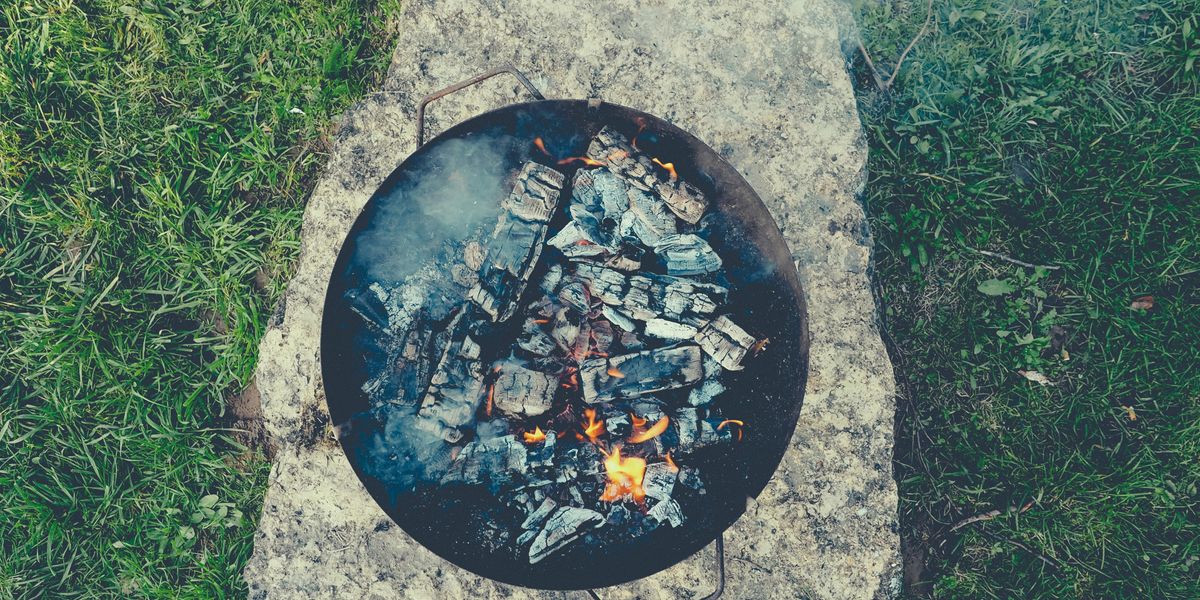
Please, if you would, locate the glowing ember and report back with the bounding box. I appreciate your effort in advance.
[599,445,646,503]
[718,419,746,441]
[485,382,495,417]
[628,415,669,444]
[664,452,679,472]
[582,408,605,442]
[533,137,550,156]
[523,426,547,444]
[630,413,646,429]
[606,366,625,378]
[533,318,550,324]
[557,156,605,167]
[651,157,677,180]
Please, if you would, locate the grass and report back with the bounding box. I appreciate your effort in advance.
[0,0,399,596]
[855,0,1200,597]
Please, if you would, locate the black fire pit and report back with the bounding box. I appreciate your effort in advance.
[321,67,808,591]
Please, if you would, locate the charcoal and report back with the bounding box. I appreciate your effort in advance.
[517,318,557,356]
[538,264,564,295]
[643,462,677,501]
[687,378,726,407]
[440,435,528,487]
[644,317,700,341]
[557,278,590,313]
[491,361,555,418]
[549,307,582,355]
[416,310,486,442]
[694,315,758,371]
[450,262,478,288]
[601,252,642,272]
[527,432,556,468]
[516,529,538,546]
[619,187,677,247]
[579,345,703,404]
[619,329,645,351]
[345,286,390,331]
[679,466,705,493]
[655,233,722,276]
[521,497,558,530]
[646,498,685,528]
[573,262,726,323]
[697,418,736,448]
[386,322,442,407]
[470,162,565,322]
[586,127,708,224]
[569,485,585,505]
[547,221,608,258]
[463,240,485,271]
[673,407,701,449]
[602,305,638,332]
[589,319,614,355]
[528,507,604,564]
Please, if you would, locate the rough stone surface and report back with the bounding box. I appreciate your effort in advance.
[244,1,901,598]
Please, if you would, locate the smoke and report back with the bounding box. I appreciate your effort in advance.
[351,134,514,285]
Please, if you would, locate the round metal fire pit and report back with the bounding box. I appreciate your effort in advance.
[321,70,808,590]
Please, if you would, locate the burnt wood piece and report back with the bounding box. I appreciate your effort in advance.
[643,318,700,341]
[376,321,444,408]
[646,498,685,527]
[694,315,758,371]
[441,434,528,487]
[345,286,389,331]
[521,497,559,530]
[654,233,722,276]
[619,187,677,247]
[469,162,565,322]
[516,317,557,357]
[491,361,555,418]
[528,507,605,564]
[526,431,556,469]
[573,262,726,324]
[586,127,707,224]
[416,310,486,443]
[687,357,726,406]
[643,462,677,501]
[579,345,703,404]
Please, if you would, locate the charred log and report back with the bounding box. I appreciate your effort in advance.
[585,127,707,224]
[694,315,758,371]
[441,434,528,489]
[579,345,703,404]
[528,506,605,564]
[416,310,486,443]
[470,162,565,322]
[573,262,726,324]
[491,361,555,418]
[654,233,722,276]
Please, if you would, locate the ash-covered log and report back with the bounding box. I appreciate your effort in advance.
[654,233,722,276]
[646,498,685,528]
[642,462,677,502]
[441,434,528,488]
[469,162,565,322]
[491,361,555,418]
[416,310,486,443]
[573,262,726,323]
[620,187,677,247]
[694,315,758,371]
[528,506,605,564]
[579,345,703,403]
[586,127,708,224]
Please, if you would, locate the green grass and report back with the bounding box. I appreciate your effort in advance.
[855,0,1200,597]
[0,0,399,596]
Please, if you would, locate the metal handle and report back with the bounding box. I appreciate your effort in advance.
[415,65,545,147]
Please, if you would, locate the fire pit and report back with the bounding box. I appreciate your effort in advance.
[321,68,808,591]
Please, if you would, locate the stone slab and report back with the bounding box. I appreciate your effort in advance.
[244,1,900,598]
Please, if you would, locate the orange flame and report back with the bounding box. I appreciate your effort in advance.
[652,158,677,180]
[533,318,550,324]
[717,419,745,441]
[582,408,606,442]
[628,415,670,444]
[599,445,646,503]
[557,156,605,167]
[630,413,646,429]
[533,137,550,156]
[523,426,547,444]
[664,452,679,472]
[607,366,625,379]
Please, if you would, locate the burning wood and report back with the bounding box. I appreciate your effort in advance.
[693,314,759,371]
[586,127,708,224]
[469,162,565,322]
[491,361,555,418]
[573,262,726,323]
[579,346,703,404]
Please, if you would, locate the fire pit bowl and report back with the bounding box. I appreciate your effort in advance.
[321,68,809,590]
